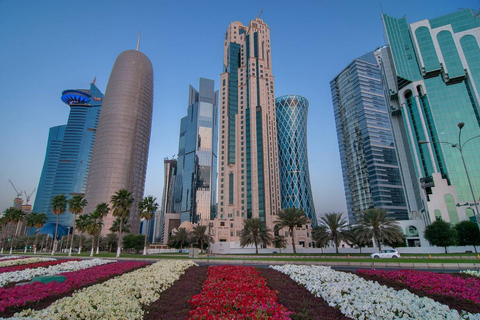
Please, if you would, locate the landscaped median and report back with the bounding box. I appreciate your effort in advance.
[15,260,196,319]
[271,264,480,319]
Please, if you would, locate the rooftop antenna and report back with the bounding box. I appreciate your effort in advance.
[257,9,263,19]
[136,31,141,51]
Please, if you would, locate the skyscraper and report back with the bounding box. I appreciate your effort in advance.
[83,48,153,234]
[331,50,409,224]
[174,78,218,225]
[153,158,177,244]
[381,9,480,225]
[215,18,281,243]
[33,82,103,227]
[276,95,317,227]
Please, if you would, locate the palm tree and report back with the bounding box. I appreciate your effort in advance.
[170,227,190,252]
[9,209,26,254]
[317,212,350,254]
[75,214,90,254]
[347,226,370,253]
[272,235,287,254]
[94,202,110,254]
[32,213,48,254]
[111,189,134,257]
[67,195,88,257]
[274,208,310,254]
[1,208,15,254]
[85,213,104,257]
[189,224,214,253]
[355,208,404,251]
[240,218,273,254]
[109,216,131,234]
[25,212,39,253]
[50,194,67,255]
[312,225,331,251]
[138,196,159,255]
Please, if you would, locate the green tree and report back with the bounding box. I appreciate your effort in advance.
[122,234,145,253]
[138,196,158,255]
[105,233,118,252]
[85,212,103,257]
[32,212,47,254]
[355,208,404,251]
[424,219,457,253]
[93,202,110,254]
[75,214,90,254]
[274,208,311,254]
[317,212,350,254]
[50,194,67,255]
[111,189,134,257]
[169,227,190,252]
[0,208,15,254]
[347,226,371,253]
[272,235,287,253]
[189,224,214,253]
[455,220,480,253]
[240,218,273,254]
[311,225,330,250]
[67,195,88,257]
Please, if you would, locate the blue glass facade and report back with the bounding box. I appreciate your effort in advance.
[276,95,318,227]
[382,9,480,224]
[33,82,103,227]
[331,51,408,224]
[174,78,218,224]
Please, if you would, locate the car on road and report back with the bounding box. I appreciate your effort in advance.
[370,249,401,259]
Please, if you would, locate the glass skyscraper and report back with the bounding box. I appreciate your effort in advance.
[331,50,408,224]
[174,78,218,225]
[276,95,317,227]
[381,9,480,225]
[33,81,103,227]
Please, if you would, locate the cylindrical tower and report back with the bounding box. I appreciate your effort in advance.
[276,95,317,226]
[83,49,154,234]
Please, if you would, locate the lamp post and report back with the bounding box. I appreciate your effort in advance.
[419,122,480,230]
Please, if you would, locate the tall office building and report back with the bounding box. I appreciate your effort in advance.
[381,9,480,225]
[33,82,103,227]
[331,50,409,224]
[174,78,218,225]
[215,18,281,243]
[276,95,317,227]
[83,48,154,234]
[153,158,177,243]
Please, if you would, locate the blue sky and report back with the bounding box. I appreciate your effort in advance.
[0,0,477,216]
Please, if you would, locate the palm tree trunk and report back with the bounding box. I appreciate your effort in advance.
[143,219,149,255]
[25,229,30,253]
[116,220,123,257]
[201,239,204,254]
[255,240,258,254]
[52,214,59,255]
[10,222,19,254]
[69,215,77,257]
[78,233,83,254]
[90,235,95,257]
[444,246,448,254]
[34,232,39,254]
[377,239,382,251]
[291,228,296,254]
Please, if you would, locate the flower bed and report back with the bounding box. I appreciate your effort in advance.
[462,270,480,278]
[188,265,292,319]
[0,257,53,268]
[0,258,111,287]
[258,267,351,320]
[356,269,480,314]
[1,261,146,315]
[16,260,196,319]
[0,259,81,275]
[0,256,23,261]
[272,265,480,320]
[144,265,208,320]
[357,269,480,304]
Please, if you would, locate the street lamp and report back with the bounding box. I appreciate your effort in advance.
[419,122,480,230]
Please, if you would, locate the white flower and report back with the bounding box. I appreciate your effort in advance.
[461,270,480,278]
[271,264,480,320]
[0,257,55,268]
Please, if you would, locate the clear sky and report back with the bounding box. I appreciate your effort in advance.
[0,0,478,217]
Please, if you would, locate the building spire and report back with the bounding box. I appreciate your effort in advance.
[257,9,263,19]
[92,76,96,85]
[136,32,141,51]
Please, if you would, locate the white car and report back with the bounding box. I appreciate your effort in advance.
[370,249,401,259]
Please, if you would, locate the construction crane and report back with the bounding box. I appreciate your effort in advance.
[8,179,23,198]
[24,188,36,205]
